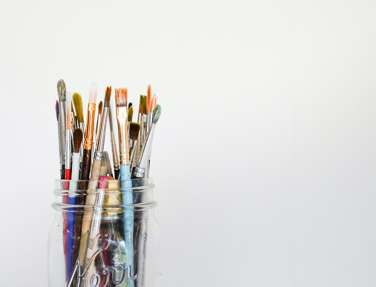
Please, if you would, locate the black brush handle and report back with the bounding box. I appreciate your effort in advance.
[114,167,120,179]
[69,148,92,285]
[81,149,92,182]
[60,164,65,179]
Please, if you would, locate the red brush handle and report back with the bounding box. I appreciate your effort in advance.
[65,169,71,180]
[63,168,71,262]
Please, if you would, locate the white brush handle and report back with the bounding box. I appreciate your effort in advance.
[69,153,80,192]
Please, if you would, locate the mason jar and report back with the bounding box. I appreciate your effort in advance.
[48,178,158,287]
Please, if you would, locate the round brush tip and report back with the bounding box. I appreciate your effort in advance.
[152,104,161,124]
[73,129,83,153]
[57,79,66,101]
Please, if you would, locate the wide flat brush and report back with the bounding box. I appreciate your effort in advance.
[116,88,136,287]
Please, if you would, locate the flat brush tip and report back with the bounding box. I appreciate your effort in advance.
[73,129,83,153]
[105,86,111,107]
[140,95,147,114]
[115,88,128,107]
[129,122,140,140]
[89,84,97,103]
[98,101,103,114]
[72,92,84,122]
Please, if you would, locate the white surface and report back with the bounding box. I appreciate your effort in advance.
[0,0,375,286]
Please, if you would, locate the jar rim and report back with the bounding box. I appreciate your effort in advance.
[54,178,155,193]
[52,178,156,210]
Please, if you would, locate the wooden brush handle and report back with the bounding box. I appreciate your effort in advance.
[81,149,92,181]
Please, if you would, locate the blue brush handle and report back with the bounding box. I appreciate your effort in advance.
[66,194,76,280]
[119,164,135,287]
[66,153,80,281]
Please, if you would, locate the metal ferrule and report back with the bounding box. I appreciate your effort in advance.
[134,124,155,178]
[84,103,96,150]
[96,107,109,154]
[94,150,103,161]
[65,129,72,169]
[116,107,129,165]
[108,106,120,169]
[132,166,145,178]
[58,101,66,164]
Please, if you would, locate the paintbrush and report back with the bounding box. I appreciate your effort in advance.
[55,100,60,174]
[72,92,85,133]
[116,87,136,287]
[95,101,103,143]
[64,95,73,181]
[133,105,161,179]
[152,95,157,111]
[132,105,160,287]
[80,86,97,181]
[135,95,146,167]
[146,85,153,133]
[63,94,73,282]
[130,122,140,167]
[79,86,111,271]
[128,102,133,122]
[101,151,113,177]
[66,128,83,280]
[108,92,120,179]
[57,79,67,179]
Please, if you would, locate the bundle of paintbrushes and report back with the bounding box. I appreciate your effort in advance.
[55,80,161,287]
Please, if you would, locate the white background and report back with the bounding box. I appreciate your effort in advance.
[0,0,375,286]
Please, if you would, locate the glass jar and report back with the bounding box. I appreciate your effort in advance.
[48,178,157,287]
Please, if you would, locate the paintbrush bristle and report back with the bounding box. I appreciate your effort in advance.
[139,95,146,114]
[72,92,84,123]
[152,104,161,124]
[105,86,112,107]
[152,96,157,110]
[73,129,83,153]
[98,101,103,115]
[89,84,97,104]
[57,79,66,101]
[115,88,128,107]
[55,100,59,121]
[66,108,73,130]
[128,105,133,122]
[129,122,140,140]
[146,85,152,114]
